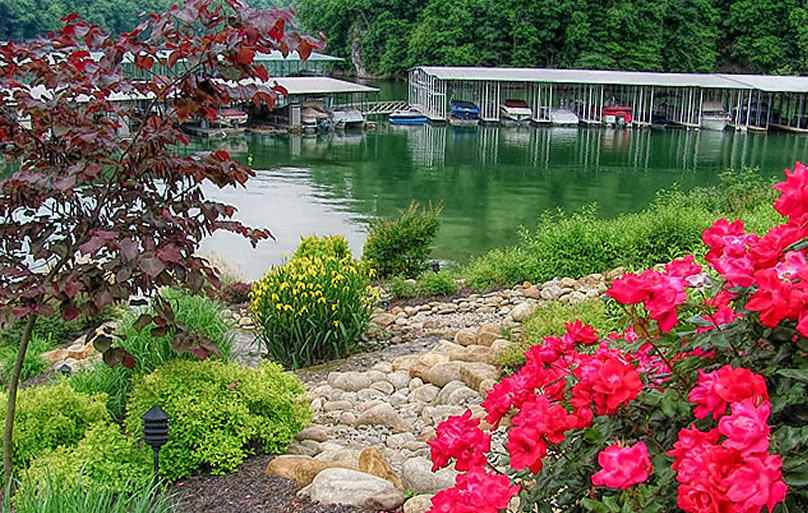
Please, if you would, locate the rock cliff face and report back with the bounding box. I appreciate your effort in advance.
[351,30,370,79]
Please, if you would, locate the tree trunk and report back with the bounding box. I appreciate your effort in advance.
[3,314,36,491]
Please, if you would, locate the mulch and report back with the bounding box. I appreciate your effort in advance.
[172,454,366,513]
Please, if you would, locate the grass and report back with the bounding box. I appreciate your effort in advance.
[7,473,178,513]
[498,299,619,370]
[386,270,460,299]
[0,335,56,385]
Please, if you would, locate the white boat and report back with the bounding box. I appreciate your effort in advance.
[702,101,729,131]
[549,107,579,126]
[331,109,365,129]
[500,99,532,123]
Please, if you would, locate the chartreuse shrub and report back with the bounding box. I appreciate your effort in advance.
[0,335,56,384]
[422,163,808,513]
[0,381,108,471]
[125,359,310,481]
[294,234,351,259]
[497,299,618,369]
[363,201,442,278]
[70,289,233,420]
[416,271,458,296]
[10,472,178,513]
[464,245,538,292]
[20,422,151,494]
[251,255,375,369]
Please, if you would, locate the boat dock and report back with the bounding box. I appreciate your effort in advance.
[408,67,808,132]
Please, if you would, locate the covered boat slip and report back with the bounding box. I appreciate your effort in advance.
[408,66,808,132]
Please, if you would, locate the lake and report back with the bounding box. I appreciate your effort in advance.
[197,125,808,280]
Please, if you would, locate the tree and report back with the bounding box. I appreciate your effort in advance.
[0,0,322,486]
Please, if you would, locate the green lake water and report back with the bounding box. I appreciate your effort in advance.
[198,125,808,280]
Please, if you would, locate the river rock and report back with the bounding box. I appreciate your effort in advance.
[388,371,411,390]
[478,378,497,395]
[389,392,408,407]
[386,432,417,450]
[366,370,388,383]
[357,388,386,402]
[323,400,353,412]
[371,313,396,328]
[510,301,537,321]
[295,460,353,488]
[446,385,481,406]
[490,338,512,355]
[436,380,468,405]
[476,323,501,346]
[356,403,412,432]
[265,455,315,480]
[364,490,406,511]
[606,266,627,280]
[359,447,404,490]
[401,457,457,495]
[541,285,562,300]
[286,442,319,457]
[454,329,477,346]
[408,383,439,404]
[370,381,395,395]
[393,355,418,371]
[315,448,362,468]
[461,362,500,391]
[339,412,357,425]
[448,345,494,365]
[559,277,577,288]
[306,468,401,508]
[422,405,466,425]
[523,285,541,299]
[295,426,329,442]
[423,362,463,387]
[409,353,449,381]
[404,494,435,513]
[328,371,372,392]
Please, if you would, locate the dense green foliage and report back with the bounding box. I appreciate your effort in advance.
[251,254,374,369]
[0,0,291,42]
[294,234,351,259]
[10,472,178,513]
[464,170,780,291]
[0,305,122,348]
[0,336,54,385]
[363,202,442,279]
[297,0,808,77]
[70,290,233,420]
[0,382,109,471]
[498,299,618,369]
[125,359,310,481]
[22,423,151,493]
[387,271,459,298]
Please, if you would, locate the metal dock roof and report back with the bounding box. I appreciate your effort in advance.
[416,66,808,92]
[229,77,379,95]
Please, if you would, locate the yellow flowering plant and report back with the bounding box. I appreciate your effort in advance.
[250,254,377,369]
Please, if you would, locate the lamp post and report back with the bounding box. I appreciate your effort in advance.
[57,363,72,376]
[431,260,441,273]
[141,405,170,479]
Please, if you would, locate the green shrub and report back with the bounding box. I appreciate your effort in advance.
[0,381,109,470]
[251,255,374,369]
[464,245,537,292]
[125,359,310,481]
[0,304,124,348]
[417,271,458,296]
[1,335,55,384]
[294,234,351,259]
[387,276,418,298]
[498,299,618,369]
[69,289,232,421]
[22,422,151,493]
[11,472,177,513]
[363,201,442,278]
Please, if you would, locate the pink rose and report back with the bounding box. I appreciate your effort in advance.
[719,400,771,457]
[591,441,653,490]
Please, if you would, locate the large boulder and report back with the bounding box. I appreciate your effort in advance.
[294,460,353,488]
[423,362,463,387]
[265,455,315,480]
[460,362,500,391]
[409,353,449,381]
[315,448,363,468]
[476,324,501,346]
[305,468,403,509]
[448,345,495,365]
[401,457,458,495]
[359,447,404,490]
[453,329,477,346]
[510,301,537,322]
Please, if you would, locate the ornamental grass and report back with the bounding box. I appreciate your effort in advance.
[250,255,377,369]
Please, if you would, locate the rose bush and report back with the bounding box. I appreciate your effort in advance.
[425,163,808,513]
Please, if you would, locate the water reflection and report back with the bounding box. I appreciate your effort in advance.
[196,126,808,279]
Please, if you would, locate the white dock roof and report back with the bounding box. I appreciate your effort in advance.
[229,76,379,95]
[416,66,808,92]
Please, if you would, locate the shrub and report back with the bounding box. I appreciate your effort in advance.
[387,276,419,298]
[422,163,808,513]
[0,304,124,347]
[1,335,55,384]
[251,255,375,369]
[0,381,109,470]
[294,234,351,259]
[69,289,233,420]
[11,472,178,513]
[363,201,442,278]
[125,359,310,481]
[417,271,458,296]
[497,299,618,369]
[220,281,253,305]
[22,422,151,493]
[463,245,537,292]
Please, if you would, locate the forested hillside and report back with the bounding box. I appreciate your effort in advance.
[0,0,291,42]
[4,0,808,79]
[296,0,808,78]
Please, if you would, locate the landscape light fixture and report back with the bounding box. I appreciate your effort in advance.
[431,260,441,273]
[57,363,72,376]
[141,405,170,479]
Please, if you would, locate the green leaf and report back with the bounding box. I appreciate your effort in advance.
[602,495,620,512]
[581,499,611,513]
[777,369,808,382]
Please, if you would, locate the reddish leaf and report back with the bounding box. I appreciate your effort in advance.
[234,46,255,66]
[122,354,136,369]
[61,13,80,22]
[103,347,124,367]
[139,257,165,278]
[254,64,268,82]
[135,54,155,71]
[133,313,153,332]
[296,39,312,61]
[151,325,169,337]
[93,334,112,353]
[157,244,182,263]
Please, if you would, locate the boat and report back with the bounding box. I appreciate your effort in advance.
[602,106,632,127]
[330,108,365,130]
[701,101,729,131]
[549,107,579,126]
[450,100,480,125]
[500,99,532,123]
[651,115,670,130]
[389,109,428,125]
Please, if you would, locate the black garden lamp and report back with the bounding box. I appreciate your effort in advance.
[142,405,170,478]
[57,363,72,376]
[380,299,391,311]
[431,260,441,273]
